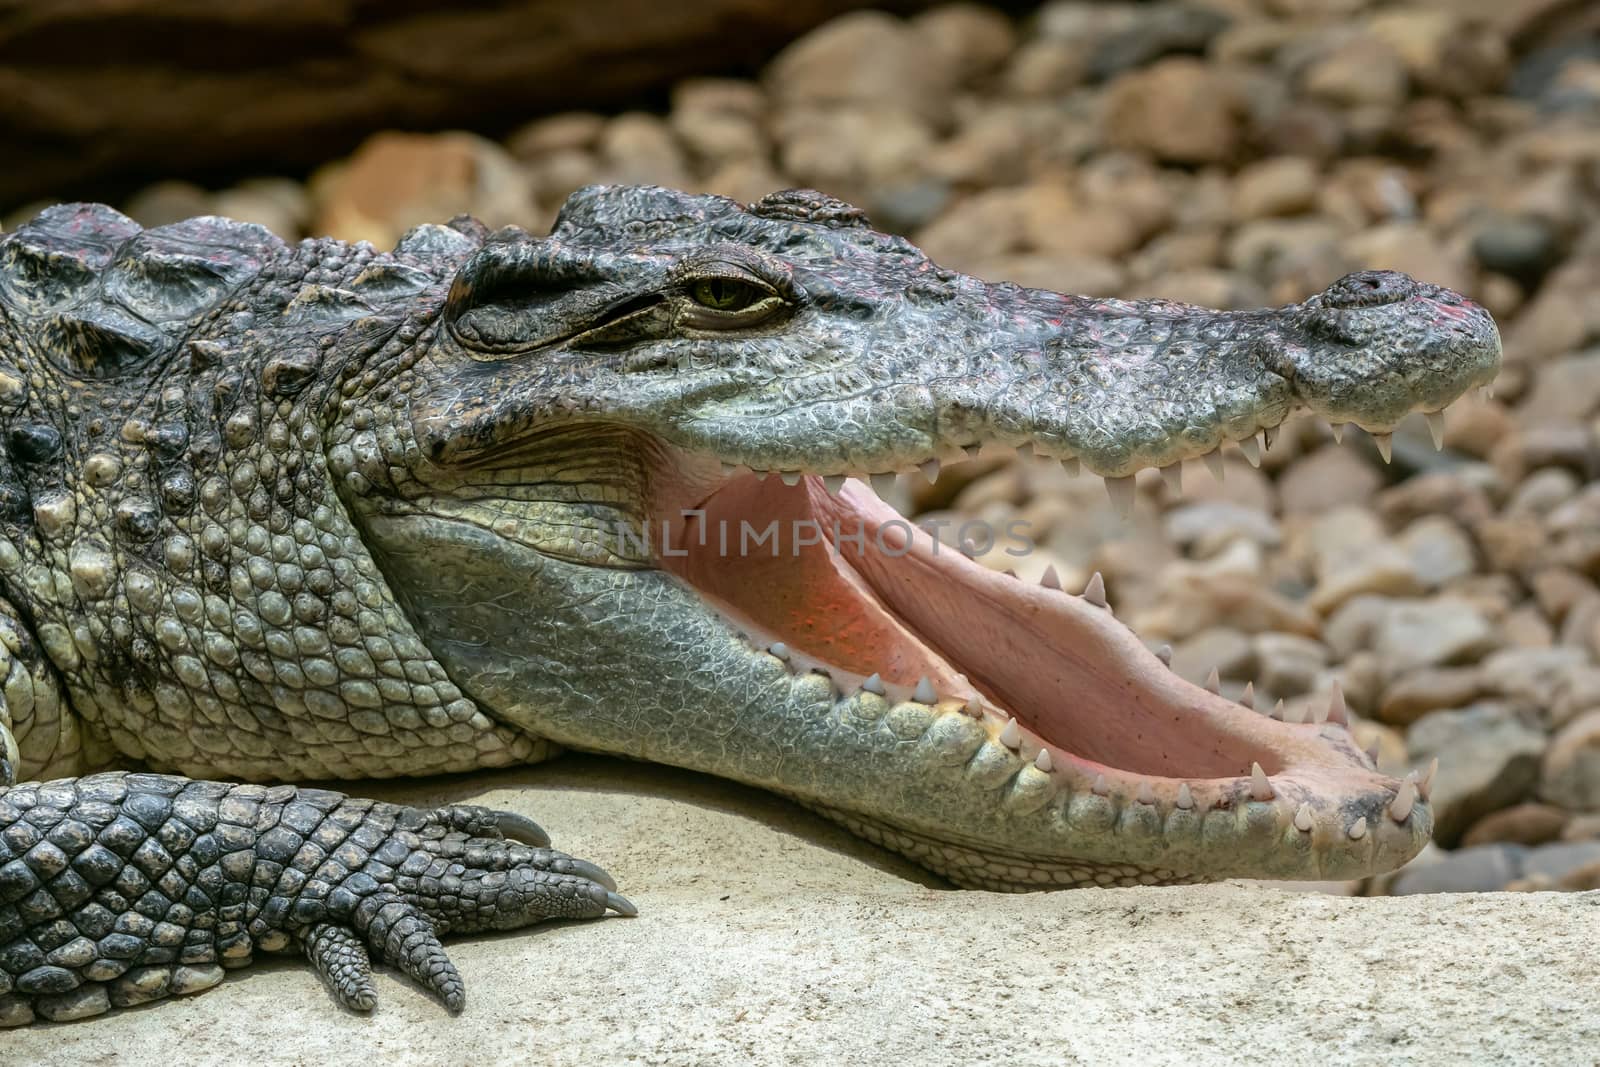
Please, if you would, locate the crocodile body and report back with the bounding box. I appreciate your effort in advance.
[0,186,1499,1024]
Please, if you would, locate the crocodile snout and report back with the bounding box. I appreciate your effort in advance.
[1320,270,1418,310]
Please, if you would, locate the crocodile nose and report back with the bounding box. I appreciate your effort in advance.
[1321,270,1418,309]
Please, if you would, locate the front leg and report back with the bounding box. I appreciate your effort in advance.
[0,770,632,1025]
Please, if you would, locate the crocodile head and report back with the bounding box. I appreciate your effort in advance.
[346,185,1500,889]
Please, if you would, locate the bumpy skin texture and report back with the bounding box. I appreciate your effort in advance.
[0,186,1499,1020]
[0,760,623,1024]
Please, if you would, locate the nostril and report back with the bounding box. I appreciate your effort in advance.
[1322,270,1418,309]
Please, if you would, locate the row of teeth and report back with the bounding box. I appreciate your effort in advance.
[749,567,1433,830]
[726,401,1469,516]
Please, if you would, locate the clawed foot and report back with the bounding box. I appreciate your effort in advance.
[299,803,635,1013]
[0,775,632,1025]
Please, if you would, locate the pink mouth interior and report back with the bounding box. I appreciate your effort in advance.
[659,474,1305,790]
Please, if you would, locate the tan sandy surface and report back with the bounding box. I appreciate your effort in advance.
[10,756,1597,1066]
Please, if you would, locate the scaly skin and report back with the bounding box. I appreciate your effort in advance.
[0,759,628,1024]
[0,186,1499,1021]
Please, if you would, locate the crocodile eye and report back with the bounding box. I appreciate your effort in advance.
[690,278,763,311]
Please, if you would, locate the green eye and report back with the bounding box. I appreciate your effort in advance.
[691,278,761,310]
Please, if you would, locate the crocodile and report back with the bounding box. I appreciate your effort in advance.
[0,184,1500,1025]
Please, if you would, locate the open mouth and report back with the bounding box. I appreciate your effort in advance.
[653,453,1431,861]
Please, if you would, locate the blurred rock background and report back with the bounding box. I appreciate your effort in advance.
[7,0,1600,894]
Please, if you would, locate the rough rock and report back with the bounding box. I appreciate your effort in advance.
[1406,703,1547,845]
[1103,58,1245,165]
[312,132,534,248]
[1461,802,1570,847]
[1541,710,1600,811]
[1376,666,1484,726]
[1372,598,1497,679]
[7,757,1597,1065]
[0,0,899,207]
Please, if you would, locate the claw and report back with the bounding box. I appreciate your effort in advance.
[606,892,639,917]
[495,811,551,849]
[562,857,619,892]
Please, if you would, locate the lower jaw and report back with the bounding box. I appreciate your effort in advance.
[650,467,1432,886]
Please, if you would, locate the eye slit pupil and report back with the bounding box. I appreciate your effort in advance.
[694,277,755,310]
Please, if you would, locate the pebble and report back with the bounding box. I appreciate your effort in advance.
[1540,711,1600,811]
[1376,666,1484,726]
[1406,702,1547,845]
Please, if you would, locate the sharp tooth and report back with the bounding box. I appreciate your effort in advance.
[1203,450,1225,482]
[1155,644,1173,667]
[767,642,791,661]
[919,457,941,483]
[860,673,886,696]
[1424,410,1445,451]
[1390,772,1417,823]
[1091,774,1109,796]
[964,696,983,717]
[958,538,977,558]
[780,471,802,486]
[1016,443,1035,461]
[1373,432,1393,463]
[1081,570,1107,608]
[1003,568,1018,578]
[1176,783,1194,810]
[1040,564,1062,590]
[1419,757,1438,800]
[1484,383,1495,400]
[1160,463,1182,494]
[822,474,847,496]
[1294,803,1314,832]
[1204,667,1221,695]
[1061,456,1080,477]
[1105,475,1136,518]
[1270,699,1284,721]
[754,470,770,481]
[1238,434,1262,468]
[1330,423,1345,444]
[1034,749,1053,772]
[1240,682,1255,710]
[870,472,897,496]
[963,444,982,460]
[913,676,937,705]
[999,717,1022,748]
[1249,762,1273,801]
[1326,682,1348,726]
[1137,780,1155,805]
[1262,425,1278,451]
[1284,701,1306,724]
[1347,816,1368,841]
[720,461,738,476]
[1365,743,1381,768]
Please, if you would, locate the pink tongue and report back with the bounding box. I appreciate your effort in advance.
[659,477,965,690]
